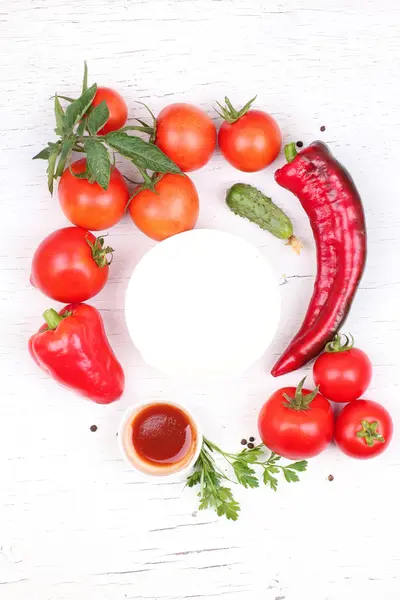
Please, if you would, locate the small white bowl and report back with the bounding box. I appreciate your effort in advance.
[118,400,203,480]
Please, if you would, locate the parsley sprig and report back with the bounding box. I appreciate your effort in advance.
[187,438,307,521]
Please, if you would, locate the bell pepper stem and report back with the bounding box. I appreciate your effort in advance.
[284,142,298,163]
[43,308,63,330]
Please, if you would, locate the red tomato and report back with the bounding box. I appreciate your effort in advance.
[334,400,393,459]
[313,334,372,403]
[30,227,112,303]
[258,379,334,459]
[155,103,216,172]
[218,107,281,172]
[128,173,199,241]
[91,87,128,135]
[58,159,129,230]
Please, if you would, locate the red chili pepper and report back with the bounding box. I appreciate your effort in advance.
[29,303,125,403]
[271,142,366,377]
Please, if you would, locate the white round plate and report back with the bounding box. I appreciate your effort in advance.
[125,229,280,379]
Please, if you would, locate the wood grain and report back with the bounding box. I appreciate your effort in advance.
[1,0,400,598]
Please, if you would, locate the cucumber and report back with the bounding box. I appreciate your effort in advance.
[226,183,301,253]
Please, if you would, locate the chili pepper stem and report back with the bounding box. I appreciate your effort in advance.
[286,235,302,255]
[43,309,63,330]
[284,142,298,163]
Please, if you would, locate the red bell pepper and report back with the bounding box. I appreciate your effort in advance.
[29,303,125,404]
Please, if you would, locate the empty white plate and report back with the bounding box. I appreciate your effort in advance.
[125,229,280,379]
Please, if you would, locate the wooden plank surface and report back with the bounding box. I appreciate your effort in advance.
[1,1,399,598]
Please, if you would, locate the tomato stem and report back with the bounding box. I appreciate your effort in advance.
[85,234,114,268]
[214,95,257,124]
[356,420,385,447]
[325,333,354,353]
[282,377,319,411]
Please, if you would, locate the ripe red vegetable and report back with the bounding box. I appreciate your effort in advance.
[91,87,128,135]
[272,142,367,377]
[216,96,281,172]
[313,333,372,403]
[258,378,334,459]
[155,103,216,172]
[128,173,199,241]
[58,159,129,230]
[30,227,113,303]
[29,303,124,404]
[334,400,393,459]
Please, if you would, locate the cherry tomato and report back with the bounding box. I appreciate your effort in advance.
[128,173,199,241]
[313,334,372,403]
[334,400,393,459]
[30,227,113,303]
[58,159,129,231]
[91,87,128,135]
[155,103,216,172]
[217,97,281,172]
[258,378,334,459]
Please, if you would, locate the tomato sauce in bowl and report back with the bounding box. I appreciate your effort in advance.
[119,401,202,476]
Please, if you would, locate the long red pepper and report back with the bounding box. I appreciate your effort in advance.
[29,303,125,403]
[271,142,366,377]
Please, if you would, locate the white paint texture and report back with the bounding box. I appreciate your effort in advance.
[1,1,400,598]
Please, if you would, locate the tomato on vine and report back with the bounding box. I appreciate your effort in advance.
[91,87,128,135]
[58,159,129,230]
[155,103,217,172]
[334,400,393,459]
[313,334,372,403]
[128,173,199,241]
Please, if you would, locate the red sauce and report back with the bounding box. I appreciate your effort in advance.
[131,403,195,466]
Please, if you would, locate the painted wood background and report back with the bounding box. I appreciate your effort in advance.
[1,1,400,598]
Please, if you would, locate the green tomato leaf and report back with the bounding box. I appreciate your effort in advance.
[69,166,88,179]
[47,143,61,194]
[33,146,52,160]
[54,94,65,134]
[76,117,87,136]
[63,83,97,132]
[105,131,181,174]
[87,100,109,135]
[84,138,111,190]
[82,61,88,93]
[56,94,76,103]
[55,137,76,178]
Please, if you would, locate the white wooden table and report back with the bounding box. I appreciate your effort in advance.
[1,1,400,598]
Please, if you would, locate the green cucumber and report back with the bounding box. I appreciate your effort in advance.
[226,183,301,253]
